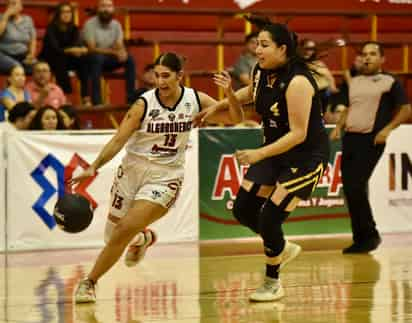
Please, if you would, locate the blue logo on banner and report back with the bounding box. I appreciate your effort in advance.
[31,154,65,229]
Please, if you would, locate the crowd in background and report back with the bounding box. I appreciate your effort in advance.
[0,0,410,131]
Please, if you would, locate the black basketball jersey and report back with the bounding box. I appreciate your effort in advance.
[252,62,329,163]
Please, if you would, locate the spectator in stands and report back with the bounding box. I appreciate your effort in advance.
[27,61,67,109]
[40,2,90,104]
[326,54,365,124]
[301,39,338,113]
[0,0,36,73]
[82,0,136,105]
[0,65,30,121]
[232,31,258,90]
[330,41,411,254]
[58,104,81,129]
[130,63,156,101]
[29,105,65,130]
[8,101,35,129]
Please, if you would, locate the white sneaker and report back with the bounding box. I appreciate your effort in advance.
[280,241,301,270]
[75,279,96,303]
[124,229,157,267]
[249,277,284,302]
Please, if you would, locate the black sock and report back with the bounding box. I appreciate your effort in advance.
[266,264,280,279]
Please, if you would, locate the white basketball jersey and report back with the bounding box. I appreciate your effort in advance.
[126,86,201,166]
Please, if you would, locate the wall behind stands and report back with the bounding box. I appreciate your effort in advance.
[76,0,412,11]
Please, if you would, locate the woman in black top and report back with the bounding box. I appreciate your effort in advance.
[39,2,89,102]
[197,17,330,302]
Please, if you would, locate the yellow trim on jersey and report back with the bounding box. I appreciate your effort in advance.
[282,163,323,188]
[287,173,320,193]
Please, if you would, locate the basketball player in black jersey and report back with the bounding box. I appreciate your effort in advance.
[196,17,330,302]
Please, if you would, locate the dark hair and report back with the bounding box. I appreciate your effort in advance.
[8,102,34,123]
[361,41,384,56]
[244,15,319,75]
[8,64,23,76]
[143,63,155,72]
[300,38,318,60]
[29,106,66,130]
[51,2,75,28]
[245,15,298,58]
[59,104,81,129]
[154,52,185,72]
[245,31,259,43]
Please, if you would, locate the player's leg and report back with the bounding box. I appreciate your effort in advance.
[75,199,168,303]
[232,179,274,233]
[250,162,324,302]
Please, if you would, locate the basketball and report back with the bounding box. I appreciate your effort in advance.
[53,193,94,233]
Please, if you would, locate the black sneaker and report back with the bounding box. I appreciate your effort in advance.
[342,236,381,254]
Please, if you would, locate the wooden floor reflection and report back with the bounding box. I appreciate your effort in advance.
[1,241,412,323]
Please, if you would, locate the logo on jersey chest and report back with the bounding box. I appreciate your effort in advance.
[149,109,161,119]
[168,113,176,122]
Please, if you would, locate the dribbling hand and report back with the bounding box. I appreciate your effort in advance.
[68,166,96,186]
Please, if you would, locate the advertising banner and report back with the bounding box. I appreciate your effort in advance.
[199,127,349,240]
[370,125,412,233]
[6,130,198,251]
[0,128,5,251]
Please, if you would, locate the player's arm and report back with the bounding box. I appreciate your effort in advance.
[70,99,145,184]
[258,75,314,158]
[91,100,144,170]
[193,83,252,126]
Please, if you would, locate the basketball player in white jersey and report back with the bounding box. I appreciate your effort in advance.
[71,52,241,303]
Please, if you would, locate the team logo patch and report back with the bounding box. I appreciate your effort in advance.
[185,102,192,113]
[152,190,162,200]
[149,109,160,119]
[168,113,176,121]
[269,119,278,128]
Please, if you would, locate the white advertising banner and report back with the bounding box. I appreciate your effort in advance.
[0,128,5,251]
[6,130,198,251]
[370,125,412,233]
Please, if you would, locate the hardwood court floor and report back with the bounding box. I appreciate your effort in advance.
[1,239,412,323]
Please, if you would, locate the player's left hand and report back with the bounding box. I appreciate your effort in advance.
[374,128,391,145]
[235,149,264,165]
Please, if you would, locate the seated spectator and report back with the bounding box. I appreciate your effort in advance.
[301,39,338,113]
[82,0,136,105]
[39,2,89,103]
[27,61,67,109]
[29,106,65,130]
[232,31,258,90]
[130,63,156,101]
[0,0,36,73]
[8,101,35,129]
[0,65,31,121]
[58,104,80,129]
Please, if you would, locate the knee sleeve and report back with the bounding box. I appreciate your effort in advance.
[233,186,266,234]
[259,199,290,257]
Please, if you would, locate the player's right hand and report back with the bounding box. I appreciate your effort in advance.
[329,127,341,141]
[68,167,96,186]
